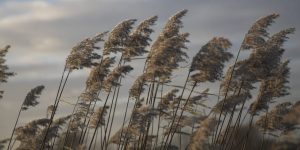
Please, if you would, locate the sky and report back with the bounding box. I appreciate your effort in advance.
[0,0,300,141]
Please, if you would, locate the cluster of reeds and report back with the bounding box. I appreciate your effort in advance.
[1,10,299,150]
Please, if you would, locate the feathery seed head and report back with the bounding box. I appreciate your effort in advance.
[190,37,233,83]
[189,117,217,150]
[21,85,45,110]
[85,57,116,90]
[129,74,147,99]
[90,106,109,128]
[162,9,188,38]
[256,102,292,131]
[66,32,107,70]
[123,16,157,61]
[158,89,179,111]
[103,65,133,92]
[0,45,15,98]
[242,13,279,50]
[282,101,300,129]
[103,19,137,55]
[213,92,251,114]
[249,60,290,115]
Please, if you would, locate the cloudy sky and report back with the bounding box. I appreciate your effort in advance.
[0,0,300,140]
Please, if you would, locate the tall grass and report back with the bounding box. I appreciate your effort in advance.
[0,10,299,150]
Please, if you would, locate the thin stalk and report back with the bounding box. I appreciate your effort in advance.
[141,82,160,150]
[105,78,123,147]
[41,69,70,149]
[7,106,22,150]
[88,88,112,150]
[123,73,148,149]
[241,115,254,150]
[93,129,98,150]
[117,95,131,149]
[9,139,16,150]
[150,116,154,150]
[213,38,245,145]
[121,98,140,149]
[137,80,155,150]
[166,82,197,150]
[101,86,118,149]
[220,83,243,148]
[62,96,81,147]
[153,84,164,149]
[135,81,155,149]
[160,120,172,149]
[211,86,222,144]
[101,56,125,147]
[260,108,269,150]
[149,83,161,149]
[70,132,77,149]
[219,105,235,148]
[50,134,57,150]
[179,129,182,150]
[80,100,99,144]
[146,82,155,104]
[154,115,162,150]
[162,71,191,149]
[85,128,90,145]
[225,96,247,150]
[78,100,93,143]
[100,126,103,149]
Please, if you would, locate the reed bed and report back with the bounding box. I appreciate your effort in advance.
[0,10,299,150]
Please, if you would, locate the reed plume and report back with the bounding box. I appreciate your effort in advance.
[249,60,290,115]
[123,16,158,62]
[89,106,109,128]
[213,92,251,114]
[34,116,70,149]
[281,101,300,131]
[129,74,147,100]
[86,57,116,90]
[103,65,133,92]
[256,102,292,132]
[47,105,54,118]
[157,89,179,112]
[188,117,217,150]
[109,127,139,145]
[38,116,71,149]
[21,85,45,110]
[80,57,116,103]
[166,37,232,147]
[146,10,189,80]
[7,85,45,150]
[0,45,15,99]
[66,32,107,70]
[14,118,50,150]
[103,19,137,55]
[190,37,233,83]
[242,13,279,50]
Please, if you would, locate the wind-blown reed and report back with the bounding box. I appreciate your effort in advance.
[1,11,299,150]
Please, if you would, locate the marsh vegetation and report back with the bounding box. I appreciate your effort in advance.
[0,10,299,150]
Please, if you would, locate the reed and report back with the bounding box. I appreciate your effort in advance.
[1,11,299,150]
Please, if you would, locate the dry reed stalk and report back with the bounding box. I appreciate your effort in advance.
[213,14,282,145]
[42,32,106,149]
[165,37,232,148]
[100,15,157,145]
[7,85,45,150]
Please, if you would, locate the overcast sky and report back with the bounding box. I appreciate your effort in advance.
[0,0,300,140]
